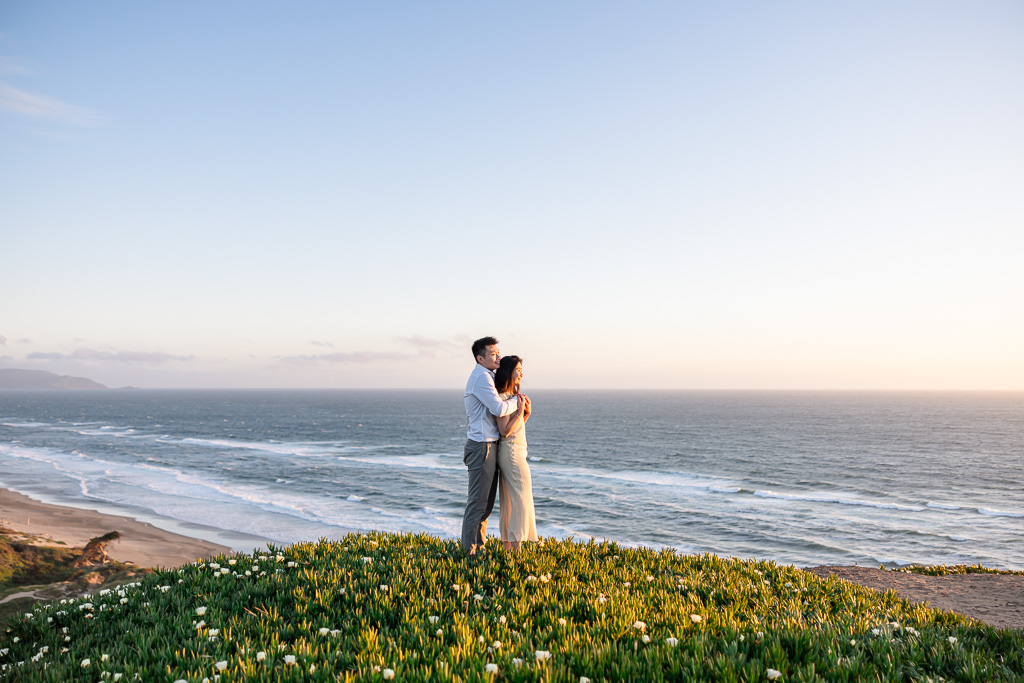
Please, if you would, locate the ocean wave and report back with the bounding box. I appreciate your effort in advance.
[926,502,962,510]
[753,490,926,511]
[535,463,740,493]
[336,453,462,470]
[977,507,1024,518]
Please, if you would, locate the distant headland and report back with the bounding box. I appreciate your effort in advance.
[0,368,108,390]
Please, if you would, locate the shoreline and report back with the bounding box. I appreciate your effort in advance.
[0,487,257,569]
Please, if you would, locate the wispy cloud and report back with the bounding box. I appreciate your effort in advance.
[278,351,409,365]
[308,340,335,348]
[0,82,103,125]
[395,335,468,358]
[26,348,193,363]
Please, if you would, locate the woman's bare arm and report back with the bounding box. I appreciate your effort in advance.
[497,401,525,437]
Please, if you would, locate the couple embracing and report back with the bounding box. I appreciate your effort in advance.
[461,336,538,556]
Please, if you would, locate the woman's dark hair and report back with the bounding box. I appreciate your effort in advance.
[494,355,523,395]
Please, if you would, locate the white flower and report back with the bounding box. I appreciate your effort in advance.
[196,606,207,616]
[492,641,501,649]
[499,615,507,624]
[284,655,296,665]
[623,581,631,587]
[100,589,111,596]
[436,629,444,636]
[319,627,330,635]
[850,640,856,646]
[535,650,552,661]
[160,586,170,593]
[287,561,296,568]
[512,658,524,667]
[633,621,646,631]
[642,634,651,643]
[331,629,340,636]
[581,678,591,683]
[948,636,957,644]
[276,555,285,562]
[215,661,227,671]
[309,664,316,673]
[485,663,498,675]
[101,654,109,662]
[382,668,395,680]
[526,575,537,582]
[474,594,484,601]
[558,618,567,626]
[666,637,679,646]
[380,585,389,592]
[228,559,236,565]
[428,615,439,624]
[362,557,373,564]
[872,628,880,635]
[208,629,219,637]
[113,674,122,681]
[767,668,782,680]
[690,614,702,623]
[540,573,551,583]
[256,651,266,661]
[196,620,206,629]
[81,658,91,668]
[646,575,654,582]
[452,583,461,590]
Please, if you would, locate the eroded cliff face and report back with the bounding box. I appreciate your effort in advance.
[0,369,107,390]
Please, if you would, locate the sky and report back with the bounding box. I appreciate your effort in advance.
[1,1,1022,390]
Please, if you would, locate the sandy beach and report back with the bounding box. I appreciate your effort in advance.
[0,488,233,569]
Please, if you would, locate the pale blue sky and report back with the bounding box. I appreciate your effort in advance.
[2,2,1022,389]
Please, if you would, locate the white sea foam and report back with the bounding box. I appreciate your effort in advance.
[753,490,926,512]
[977,507,1024,518]
[336,453,461,470]
[926,502,962,510]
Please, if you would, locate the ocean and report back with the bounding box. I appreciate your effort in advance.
[1,390,1021,570]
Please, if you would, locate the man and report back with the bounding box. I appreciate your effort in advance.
[462,336,528,555]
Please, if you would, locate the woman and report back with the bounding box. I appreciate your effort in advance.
[494,355,538,551]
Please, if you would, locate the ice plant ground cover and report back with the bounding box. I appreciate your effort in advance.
[2,533,1022,681]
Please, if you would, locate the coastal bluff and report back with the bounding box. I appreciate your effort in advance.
[0,368,107,390]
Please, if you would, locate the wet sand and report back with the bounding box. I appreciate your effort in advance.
[0,488,233,569]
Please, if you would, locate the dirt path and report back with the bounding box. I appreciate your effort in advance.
[803,565,1024,631]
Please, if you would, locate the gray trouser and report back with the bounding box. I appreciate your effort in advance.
[461,439,500,554]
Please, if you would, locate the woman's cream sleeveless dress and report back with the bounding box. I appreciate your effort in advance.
[497,392,539,543]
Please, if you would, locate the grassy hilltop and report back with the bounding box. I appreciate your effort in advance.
[2,533,1022,682]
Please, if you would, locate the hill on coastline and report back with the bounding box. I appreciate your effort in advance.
[0,368,107,390]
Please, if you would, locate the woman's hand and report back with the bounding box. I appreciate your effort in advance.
[520,394,531,418]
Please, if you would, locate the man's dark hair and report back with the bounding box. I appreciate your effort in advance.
[471,336,499,361]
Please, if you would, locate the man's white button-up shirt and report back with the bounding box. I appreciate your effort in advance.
[464,363,519,442]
